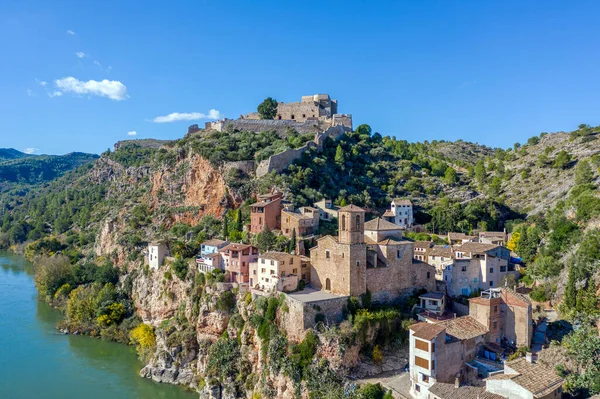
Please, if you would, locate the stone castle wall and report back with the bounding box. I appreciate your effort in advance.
[256,125,350,177]
[206,119,325,136]
[282,294,349,341]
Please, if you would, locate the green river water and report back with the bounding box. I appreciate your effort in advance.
[0,252,197,399]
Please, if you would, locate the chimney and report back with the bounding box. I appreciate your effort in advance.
[525,352,537,363]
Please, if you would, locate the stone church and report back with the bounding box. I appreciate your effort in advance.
[310,205,435,303]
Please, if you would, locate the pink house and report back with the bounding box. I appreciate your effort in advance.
[219,243,259,283]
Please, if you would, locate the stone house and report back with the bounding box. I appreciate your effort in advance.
[469,288,533,348]
[310,206,435,303]
[148,242,169,269]
[281,206,320,238]
[413,241,433,262]
[479,231,508,246]
[427,245,454,281]
[383,198,414,229]
[451,243,516,296]
[219,243,259,283]
[250,192,282,234]
[313,198,339,221]
[485,356,564,399]
[196,239,229,273]
[249,251,310,292]
[409,316,488,398]
[447,232,477,245]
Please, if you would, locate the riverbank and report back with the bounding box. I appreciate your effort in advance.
[0,252,197,399]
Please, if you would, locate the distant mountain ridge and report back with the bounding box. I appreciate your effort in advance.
[0,148,34,161]
[0,150,99,190]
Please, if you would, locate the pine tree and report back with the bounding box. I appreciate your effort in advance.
[334,144,346,166]
[289,228,297,253]
[575,159,594,185]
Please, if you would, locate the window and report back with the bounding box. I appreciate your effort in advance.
[326,250,330,259]
[414,356,429,369]
[397,249,402,259]
[261,259,265,264]
[253,270,256,275]
[293,268,297,273]
[290,258,294,264]
[462,266,467,272]
[500,266,506,272]
[421,374,429,383]
[432,360,435,371]
[261,268,266,273]
[490,281,494,287]
[489,267,494,273]
[415,339,429,351]
[341,215,346,230]
[431,342,436,352]
[427,272,430,279]
[356,215,361,229]
[270,260,274,266]
[494,305,498,313]
[356,261,360,267]
[493,320,497,329]
[259,217,262,225]
[415,384,420,392]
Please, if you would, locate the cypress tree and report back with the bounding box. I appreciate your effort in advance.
[222,216,228,240]
[289,228,297,253]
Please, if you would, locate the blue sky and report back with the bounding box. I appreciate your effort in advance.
[2,0,600,155]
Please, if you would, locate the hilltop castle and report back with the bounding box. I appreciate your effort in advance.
[204,94,352,133]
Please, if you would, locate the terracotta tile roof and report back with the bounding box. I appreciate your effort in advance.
[455,242,500,254]
[259,251,294,262]
[219,243,254,252]
[414,240,434,249]
[282,209,313,220]
[503,357,564,398]
[409,322,446,341]
[392,198,412,206]
[201,239,228,247]
[338,204,366,212]
[364,217,402,231]
[479,231,506,238]
[203,252,221,259]
[428,383,504,399]
[365,236,408,246]
[429,245,453,257]
[448,232,474,240]
[503,288,532,306]
[437,316,488,340]
[382,209,394,217]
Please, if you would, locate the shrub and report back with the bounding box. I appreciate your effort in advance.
[372,345,383,365]
[216,291,235,313]
[130,323,156,349]
[171,257,188,280]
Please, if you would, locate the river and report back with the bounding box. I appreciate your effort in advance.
[0,252,197,399]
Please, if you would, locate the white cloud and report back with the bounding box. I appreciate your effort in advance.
[54,77,128,100]
[39,81,47,87]
[152,109,222,123]
[93,60,112,72]
[75,52,87,58]
[48,91,63,98]
[23,148,39,154]
[127,131,137,136]
[26,89,35,97]
[67,30,75,35]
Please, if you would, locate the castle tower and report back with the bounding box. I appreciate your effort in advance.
[338,205,366,244]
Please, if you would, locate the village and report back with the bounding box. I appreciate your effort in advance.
[145,95,566,399]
